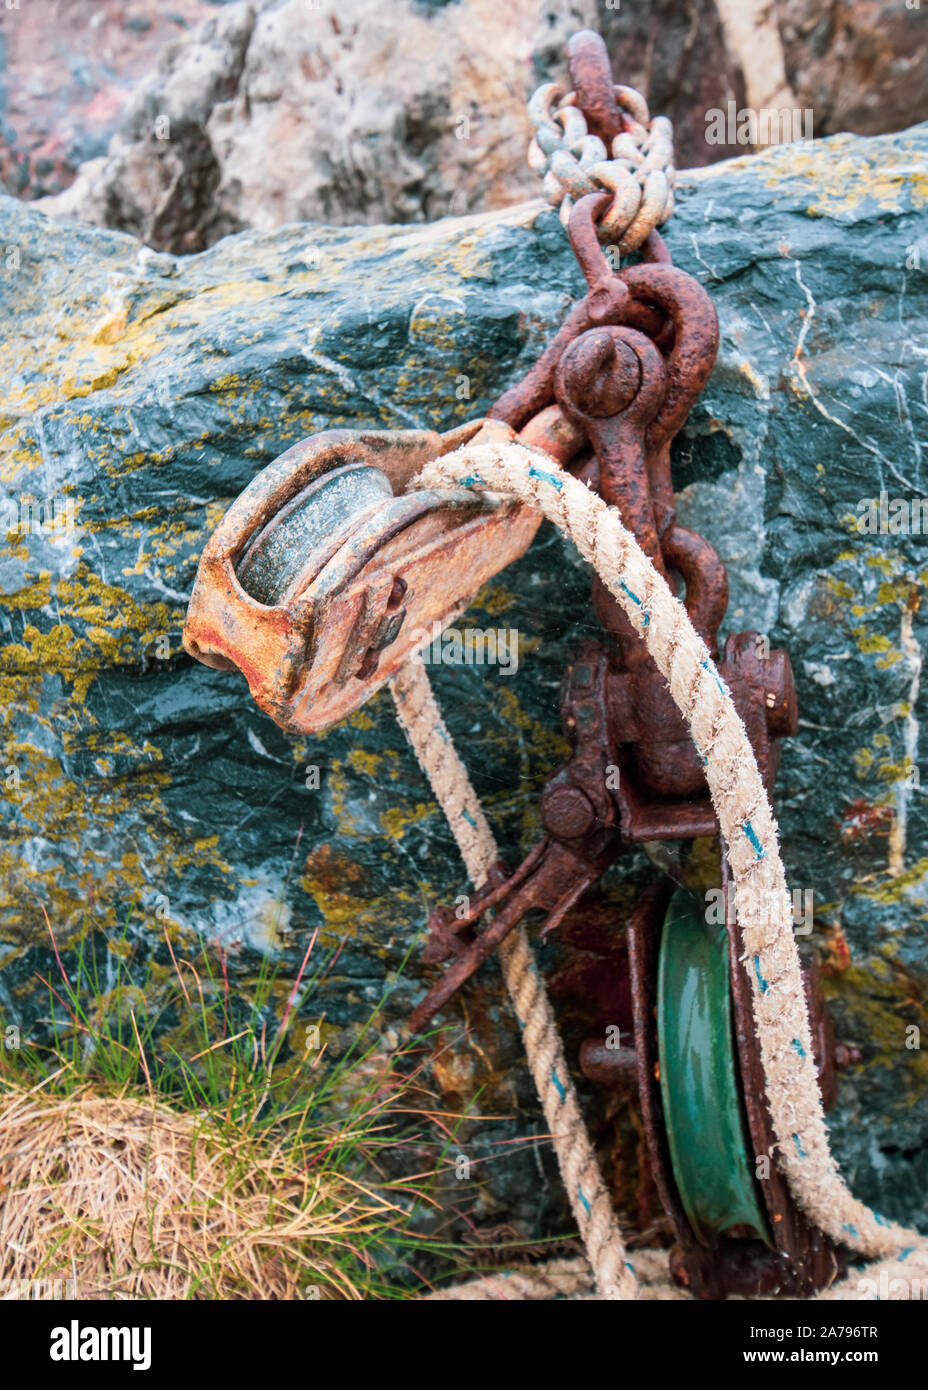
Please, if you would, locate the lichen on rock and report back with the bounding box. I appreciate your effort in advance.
[2,123,927,1237]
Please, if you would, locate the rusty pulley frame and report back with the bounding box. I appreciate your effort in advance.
[183,29,854,1302]
[184,419,541,732]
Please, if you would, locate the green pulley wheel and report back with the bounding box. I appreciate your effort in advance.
[657,886,772,1248]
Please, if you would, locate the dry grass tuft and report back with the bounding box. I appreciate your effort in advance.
[0,1074,402,1301]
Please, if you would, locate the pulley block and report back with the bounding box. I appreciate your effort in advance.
[183,419,540,733]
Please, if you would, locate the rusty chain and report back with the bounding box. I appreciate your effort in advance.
[526,42,675,252]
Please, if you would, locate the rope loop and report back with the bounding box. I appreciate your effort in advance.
[393,436,928,1300]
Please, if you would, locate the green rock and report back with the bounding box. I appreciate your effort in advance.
[2,124,927,1238]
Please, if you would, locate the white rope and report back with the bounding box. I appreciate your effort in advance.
[392,434,927,1295]
[391,661,637,1299]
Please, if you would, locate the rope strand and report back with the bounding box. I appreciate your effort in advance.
[397,435,926,1277]
[390,660,637,1300]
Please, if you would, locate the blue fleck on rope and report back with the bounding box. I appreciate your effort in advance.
[753,955,770,993]
[792,1038,806,1058]
[793,1134,807,1158]
[743,819,766,859]
[577,1187,591,1216]
[619,581,650,627]
[527,464,564,491]
[458,474,485,488]
[550,1067,566,1102]
[700,656,729,696]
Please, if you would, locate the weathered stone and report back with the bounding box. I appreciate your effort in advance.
[0,0,222,202]
[781,0,928,141]
[2,125,927,1238]
[35,0,586,251]
[32,1,258,253]
[31,0,928,254]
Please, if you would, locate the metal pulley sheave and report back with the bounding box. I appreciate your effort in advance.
[639,876,848,1297]
[658,889,772,1249]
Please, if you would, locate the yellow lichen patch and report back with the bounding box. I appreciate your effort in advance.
[866,553,901,577]
[300,842,418,948]
[407,304,466,355]
[0,258,311,425]
[3,318,163,416]
[3,623,88,674]
[0,574,54,611]
[678,835,724,895]
[82,729,164,763]
[853,746,875,777]
[758,135,928,218]
[0,675,41,729]
[875,578,914,606]
[0,712,236,949]
[877,759,917,784]
[346,748,385,779]
[490,686,569,768]
[827,577,854,602]
[471,580,519,618]
[191,835,220,855]
[49,566,179,670]
[857,857,928,905]
[822,961,928,1091]
[379,803,431,840]
[852,731,916,785]
[323,760,360,834]
[853,629,892,655]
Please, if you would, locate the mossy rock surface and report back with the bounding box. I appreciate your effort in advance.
[2,125,927,1238]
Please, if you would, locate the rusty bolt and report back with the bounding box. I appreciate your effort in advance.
[541,784,597,839]
[354,608,407,681]
[388,576,407,609]
[579,1037,639,1088]
[557,329,641,419]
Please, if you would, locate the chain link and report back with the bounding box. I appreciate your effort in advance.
[526,81,675,253]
